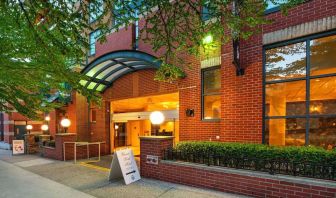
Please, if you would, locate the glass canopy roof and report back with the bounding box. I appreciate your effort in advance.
[81,50,161,92]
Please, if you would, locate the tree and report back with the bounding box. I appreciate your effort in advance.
[0,0,305,118]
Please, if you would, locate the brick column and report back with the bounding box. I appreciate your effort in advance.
[139,136,173,178]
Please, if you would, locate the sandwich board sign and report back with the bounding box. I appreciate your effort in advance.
[12,140,25,155]
[108,148,141,185]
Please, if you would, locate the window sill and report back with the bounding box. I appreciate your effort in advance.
[264,7,280,15]
[201,119,221,122]
[88,53,96,58]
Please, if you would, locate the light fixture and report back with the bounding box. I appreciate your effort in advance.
[60,118,71,133]
[45,115,50,121]
[41,124,49,131]
[202,34,213,44]
[150,111,165,125]
[115,124,119,130]
[26,125,33,134]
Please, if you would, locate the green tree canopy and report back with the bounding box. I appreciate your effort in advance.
[0,0,305,118]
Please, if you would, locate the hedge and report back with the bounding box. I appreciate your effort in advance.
[175,141,336,165]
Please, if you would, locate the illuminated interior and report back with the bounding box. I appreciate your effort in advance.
[110,93,179,155]
[265,34,336,149]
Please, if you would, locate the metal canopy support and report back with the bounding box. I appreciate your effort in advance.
[81,50,161,92]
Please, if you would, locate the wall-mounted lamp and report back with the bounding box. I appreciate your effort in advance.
[26,125,33,135]
[60,118,71,133]
[150,111,165,125]
[41,124,49,133]
[185,109,194,117]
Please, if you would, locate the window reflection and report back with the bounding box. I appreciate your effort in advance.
[265,118,306,146]
[204,95,221,119]
[265,0,288,10]
[265,81,306,116]
[202,67,221,120]
[265,42,306,81]
[310,35,336,76]
[310,117,336,149]
[310,77,336,115]
[264,33,336,149]
[203,69,221,94]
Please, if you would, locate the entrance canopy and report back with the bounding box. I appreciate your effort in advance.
[81,50,162,92]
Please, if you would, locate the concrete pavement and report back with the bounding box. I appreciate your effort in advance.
[0,160,94,198]
[0,149,248,198]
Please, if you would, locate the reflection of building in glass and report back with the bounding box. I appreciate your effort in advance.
[264,35,336,149]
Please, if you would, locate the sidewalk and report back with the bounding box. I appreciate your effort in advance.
[0,160,94,198]
[0,149,248,198]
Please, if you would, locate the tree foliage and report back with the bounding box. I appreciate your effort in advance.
[0,0,305,118]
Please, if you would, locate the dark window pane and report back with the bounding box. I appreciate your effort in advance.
[265,42,306,81]
[310,35,336,76]
[310,77,336,115]
[309,117,336,150]
[203,95,220,119]
[265,118,306,146]
[203,68,220,94]
[266,81,306,116]
[91,109,97,123]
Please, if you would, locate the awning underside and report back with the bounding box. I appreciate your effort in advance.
[81,51,161,92]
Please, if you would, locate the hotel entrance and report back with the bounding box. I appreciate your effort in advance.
[110,93,179,155]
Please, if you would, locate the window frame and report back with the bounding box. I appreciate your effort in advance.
[201,65,221,121]
[90,108,97,123]
[89,29,101,56]
[262,30,336,145]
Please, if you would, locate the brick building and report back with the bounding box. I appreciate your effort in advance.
[1,0,336,153]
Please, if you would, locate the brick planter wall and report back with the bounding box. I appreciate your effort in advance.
[140,137,336,198]
[42,133,106,161]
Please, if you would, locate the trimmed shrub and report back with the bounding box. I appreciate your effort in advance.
[175,141,336,165]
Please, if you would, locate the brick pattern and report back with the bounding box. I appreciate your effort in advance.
[140,138,336,198]
[43,133,106,160]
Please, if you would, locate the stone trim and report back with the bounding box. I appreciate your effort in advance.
[263,16,336,45]
[161,160,336,189]
[3,120,14,125]
[201,56,221,69]
[4,132,14,136]
[55,133,76,136]
[139,136,174,140]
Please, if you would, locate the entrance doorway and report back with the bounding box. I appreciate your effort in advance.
[14,124,26,140]
[114,123,126,147]
[110,92,179,154]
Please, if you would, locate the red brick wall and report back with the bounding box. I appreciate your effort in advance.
[90,0,336,145]
[140,137,336,198]
[43,133,106,160]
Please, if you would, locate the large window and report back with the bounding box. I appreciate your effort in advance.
[89,30,101,56]
[264,32,336,149]
[202,66,221,120]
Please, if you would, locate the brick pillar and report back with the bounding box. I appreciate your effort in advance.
[55,133,77,160]
[139,136,173,178]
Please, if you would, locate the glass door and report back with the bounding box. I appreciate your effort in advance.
[114,123,126,148]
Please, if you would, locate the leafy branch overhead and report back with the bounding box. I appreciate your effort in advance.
[0,0,304,118]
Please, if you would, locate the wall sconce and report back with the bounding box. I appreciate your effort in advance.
[41,124,49,134]
[185,109,194,117]
[26,125,33,135]
[60,118,71,133]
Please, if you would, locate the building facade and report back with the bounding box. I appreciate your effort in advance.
[1,0,335,153]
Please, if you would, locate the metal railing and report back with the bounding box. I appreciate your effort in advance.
[63,142,102,163]
[163,148,335,181]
